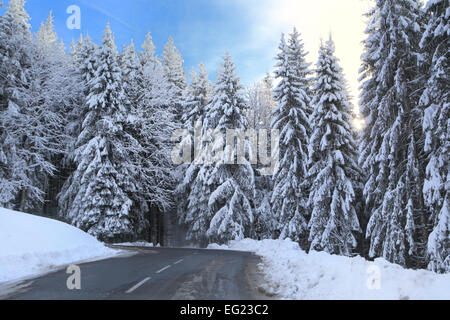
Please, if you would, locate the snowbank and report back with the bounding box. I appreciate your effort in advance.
[0,208,121,283]
[208,239,450,300]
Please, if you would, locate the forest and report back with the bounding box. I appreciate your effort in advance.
[0,0,448,274]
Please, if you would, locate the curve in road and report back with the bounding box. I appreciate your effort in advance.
[0,247,262,300]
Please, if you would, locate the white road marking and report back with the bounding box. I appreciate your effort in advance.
[174,259,183,265]
[156,265,171,274]
[126,277,151,294]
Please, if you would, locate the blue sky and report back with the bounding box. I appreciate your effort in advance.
[1,0,277,84]
[1,0,371,108]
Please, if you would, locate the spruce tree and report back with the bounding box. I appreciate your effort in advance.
[121,38,176,241]
[307,38,362,256]
[33,11,80,215]
[129,36,176,213]
[182,63,212,133]
[419,0,449,273]
[184,53,254,244]
[246,73,276,130]
[359,0,427,267]
[245,73,277,239]
[0,0,32,208]
[120,40,140,106]
[205,52,255,243]
[65,34,98,160]
[177,63,212,231]
[270,29,312,248]
[162,36,186,122]
[58,24,140,241]
[137,36,176,212]
[140,31,159,66]
[182,163,215,246]
[0,0,60,211]
[130,35,177,244]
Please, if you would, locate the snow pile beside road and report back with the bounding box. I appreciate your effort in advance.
[208,239,450,300]
[113,241,158,248]
[0,207,121,283]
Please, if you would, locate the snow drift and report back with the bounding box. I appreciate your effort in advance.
[0,207,120,283]
[209,239,450,300]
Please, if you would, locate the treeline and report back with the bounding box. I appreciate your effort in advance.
[0,0,448,273]
[0,0,178,243]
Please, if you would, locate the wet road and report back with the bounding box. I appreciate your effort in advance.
[0,247,261,300]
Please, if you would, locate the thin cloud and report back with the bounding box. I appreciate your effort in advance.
[81,0,137,32]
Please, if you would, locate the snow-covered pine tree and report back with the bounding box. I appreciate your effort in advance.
[119,39,151,237]
[140,31,159,66]
[130,36,176,212]
[359,0,427,267]
[120,38,176,241]
[120,40,140,105]
[58,24,142,242]
[270,29,312,248]
[35,11,57,51]
[0,0,31,207]
[204,52,255,244]
[0,0,60,211]
[72,35,98,84]
[177,63,212,231]
[253,174,277,240]
[183,53,254,245]
[178,64,221,245]
[129,34,178,244]
[162,36,186,123]
[69,36,80,65]
[59,34,97,217]
[307,38,362,256]
[246,73,276,131]
[182,63,212,133]
[32,11,81,215]
[181,159,215,246]
[245,73,277,239]
[34,11,67,60]
[419,0,449,273]
[65,35,98,160]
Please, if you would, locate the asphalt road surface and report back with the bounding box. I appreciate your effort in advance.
[0,247,262,300]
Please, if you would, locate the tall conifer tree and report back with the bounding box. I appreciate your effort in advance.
[307,38,362,255]
[359,0,426,267]
[271,29,312,247]
[419,0,449,273]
